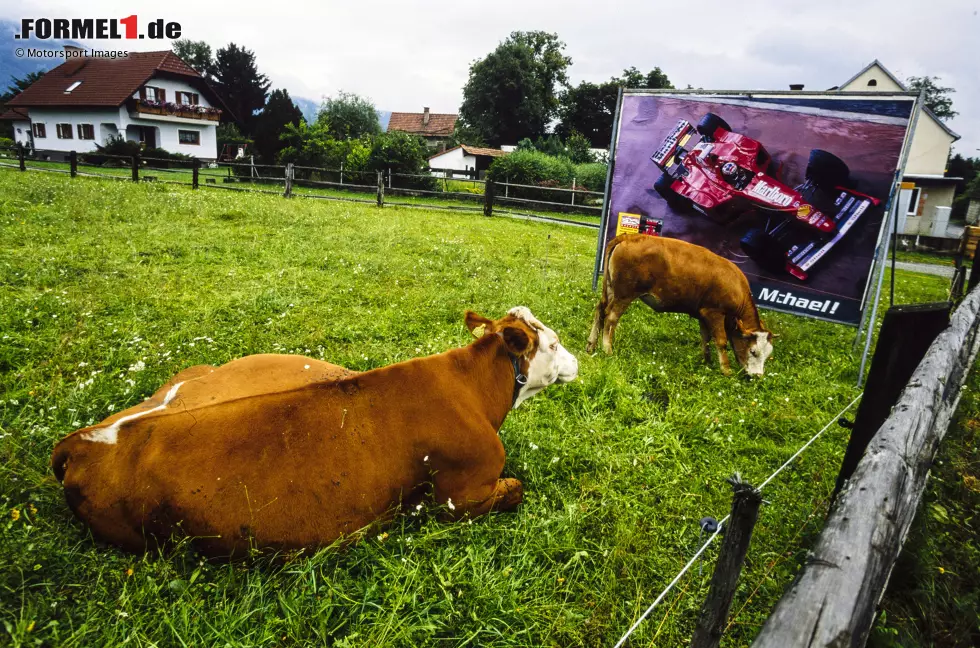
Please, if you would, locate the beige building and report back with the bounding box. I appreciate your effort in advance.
[835,61,961,238]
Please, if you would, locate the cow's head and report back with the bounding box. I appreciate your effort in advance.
[465,306,578,407]
[730,319,775,377]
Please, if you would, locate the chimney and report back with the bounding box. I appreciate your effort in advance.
[789,83,805,91]
[423,107,430,126]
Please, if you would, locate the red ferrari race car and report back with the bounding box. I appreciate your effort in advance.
[651,113,881,281]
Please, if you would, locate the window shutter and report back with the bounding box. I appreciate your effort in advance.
[193,93,200,105]
[77,124,82,138]
[158,88,166,102]
[139,87,146,100]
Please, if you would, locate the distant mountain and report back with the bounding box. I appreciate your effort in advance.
[0,20,80,90]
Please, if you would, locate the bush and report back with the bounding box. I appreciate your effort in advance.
[0,136,14,150]
[84,137,195,168]
[487,149,574,186]
[574,162,608,192]
[368,131,436,191]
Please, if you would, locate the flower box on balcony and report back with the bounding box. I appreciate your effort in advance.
[132,99,222,122]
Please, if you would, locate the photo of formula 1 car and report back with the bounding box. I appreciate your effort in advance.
[651,113,881,281]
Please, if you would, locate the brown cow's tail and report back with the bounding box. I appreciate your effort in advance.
[587,235,627,352]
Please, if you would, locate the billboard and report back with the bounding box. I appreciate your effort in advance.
[596,91,918,325]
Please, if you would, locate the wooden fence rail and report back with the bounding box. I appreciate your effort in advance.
[751,283,980,648]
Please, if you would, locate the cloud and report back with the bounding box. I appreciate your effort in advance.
[3,0,977,151]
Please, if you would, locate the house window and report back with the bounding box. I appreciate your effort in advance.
[176,91,200,105]
[143,86,167,102]
[65,80,82,94]
[178,130,200,145]
[56,123,74,139]
[77,124,95,140]
[32,123,46,138]
[906,187,921,216]
[867,79,877,87]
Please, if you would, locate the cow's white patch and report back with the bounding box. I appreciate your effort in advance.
[82,381,184,444]
[508,306,578,408]
[745,332,773,376]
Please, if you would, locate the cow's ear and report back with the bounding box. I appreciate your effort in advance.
[734,319,753,338]
[465,311,494,338]
[501,325,531,356]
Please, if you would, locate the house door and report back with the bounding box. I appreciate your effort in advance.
[140,126,156,149]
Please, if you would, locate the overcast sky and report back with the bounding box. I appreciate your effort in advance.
[6,0,979,155]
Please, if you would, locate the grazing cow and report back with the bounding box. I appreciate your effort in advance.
[586,234,774,376]
[51,307,577,557]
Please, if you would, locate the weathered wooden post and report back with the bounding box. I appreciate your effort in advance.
[69,151,77,178]
[833,302,951,498]
[571,177,576,206]
[376,170,384,207]
[484,178,496,217]
[284,163,294,198]
[689,476,763,648]
[131,153,140,182]
[340,160,344,185]
[192,158,200,189]
[18,143,26,171]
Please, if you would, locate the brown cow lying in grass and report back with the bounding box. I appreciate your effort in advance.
[51,307,578,557]
[587,234,774,376]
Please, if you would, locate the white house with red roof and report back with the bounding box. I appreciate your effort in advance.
[5,46,229,160]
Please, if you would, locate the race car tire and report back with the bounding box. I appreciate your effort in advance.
[806,149,850,189]
[696,113,732,141]
[654,173,688,211]
[740,227,787,273]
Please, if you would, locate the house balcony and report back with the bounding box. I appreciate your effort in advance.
[128,98,221,124]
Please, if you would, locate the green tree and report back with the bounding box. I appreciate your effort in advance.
[557,67,672,146]
[1,71,45,104]
[906,76,957,121]
[458,31,572,146]
[253,89,303,163]
[216,123,251,160]
[213,43,271,135]
[171,39,215,79]
[276,120,343,168]
[318,92,381,141]
[367,131,435,189]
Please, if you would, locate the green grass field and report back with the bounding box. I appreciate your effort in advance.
[0,168,959,647]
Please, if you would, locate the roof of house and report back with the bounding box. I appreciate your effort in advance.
[836,60,960,141]
[429,145,509,161]
[0,107,30,121]
[6,51,228,114]
[387,111,457,137]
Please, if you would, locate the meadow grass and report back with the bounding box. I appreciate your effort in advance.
[0,167,954,647]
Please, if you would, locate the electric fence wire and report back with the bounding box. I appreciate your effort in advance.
[611,392,864,648]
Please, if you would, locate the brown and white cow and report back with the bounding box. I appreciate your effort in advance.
[586,234,774,376]
[51,307,577,557]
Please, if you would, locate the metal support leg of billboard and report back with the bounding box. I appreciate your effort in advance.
[592,87,623,291]
[857,198,899,387]
[854,89,924,388]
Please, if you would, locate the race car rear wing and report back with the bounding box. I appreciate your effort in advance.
[651,120,695,169]
[785,190,874,280]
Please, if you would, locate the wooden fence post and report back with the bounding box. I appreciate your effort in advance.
[131,153,140,182]
[833,302,951,498]
[284,163,294,198]
[571,177,576,206]
[376,170,384,207]
[18,143,25,171]
[69,151,77,178]
[484,178,496,217]
[752,285,980,648]
[689,476,763,648]
[340,161,344,186]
